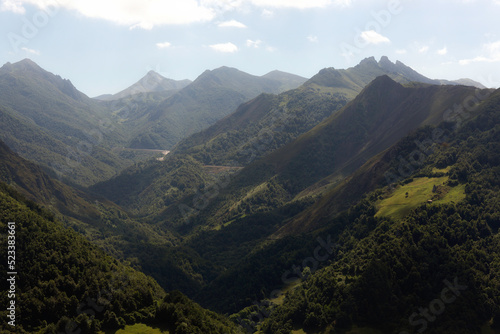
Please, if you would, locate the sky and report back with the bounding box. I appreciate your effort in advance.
[1,0,500,97]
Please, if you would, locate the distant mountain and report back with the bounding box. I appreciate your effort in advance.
[307,56,486,93]
[262,70,308,91]
[122,66,307,149]
[440,77,486,88]
[0,59,133,186]
[95,70,192,101]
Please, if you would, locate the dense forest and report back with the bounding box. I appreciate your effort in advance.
[0,183,242,333]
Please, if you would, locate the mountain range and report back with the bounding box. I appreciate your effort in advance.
[1,56,500,334]
[94,56,487,217]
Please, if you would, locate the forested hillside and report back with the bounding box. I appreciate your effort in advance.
[0,183,242,333]
[257,87,500,334]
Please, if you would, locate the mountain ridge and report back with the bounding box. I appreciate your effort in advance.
[94,70,192,101]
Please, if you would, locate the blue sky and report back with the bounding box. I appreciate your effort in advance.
[1,0,499,97]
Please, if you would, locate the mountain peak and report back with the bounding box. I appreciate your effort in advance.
[146,70,162,77]
[378,56,397,71]
[2,58,43,73]
[140,70,167,85]
[366,74,400,88]
[213,66,242,74]
[357,56,378,67]
[0,59,86,101]
[96,70,191,100]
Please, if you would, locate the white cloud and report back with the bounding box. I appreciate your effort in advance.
[437,47,447,55]
[360,30,390,45]
[209,42,238,53]
[130,22,154,30]
[15,0,216,28]
[201,0,245,12]
[0,0,26,13]
[459,40,500,65]
[6,0,354,29]
[21,47,40,55]
[246,39,262,48]
[156,41,171,49]
[307,35,319,43]
[418,46,429,53]
[9,0,352,29]
[261,8,274,17]
[218,19,246,28]
[250,0,347,9]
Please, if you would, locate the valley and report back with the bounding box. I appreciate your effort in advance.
[1,56,500,334]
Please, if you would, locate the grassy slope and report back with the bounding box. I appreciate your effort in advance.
[375,176,466,220]
[101,323,169,334]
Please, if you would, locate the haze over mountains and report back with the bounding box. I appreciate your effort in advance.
[2,56,500,333]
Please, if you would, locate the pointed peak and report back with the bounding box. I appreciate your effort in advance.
[358,56,377,66]
[264,69,283,75]
[142,70,166,82]
[373,74,397,83]
[19,58,37,64]
[379,55,391,62]
[378,56,394,66]
[365,75,401,90]
[3,58,43,73]
[195,66,247,82]
[145,70,165,77]
[213,66,241,74]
